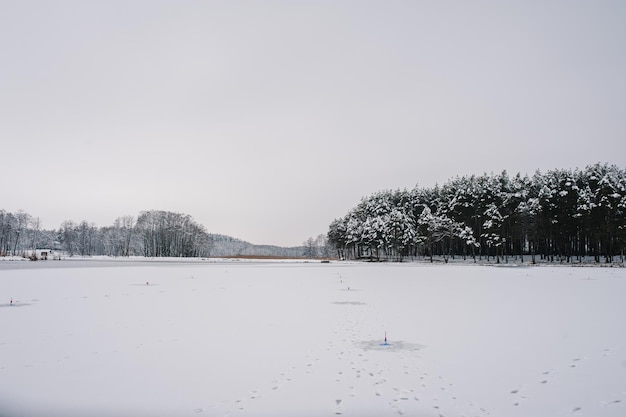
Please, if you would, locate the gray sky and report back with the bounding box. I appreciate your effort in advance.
[2,1,625,246]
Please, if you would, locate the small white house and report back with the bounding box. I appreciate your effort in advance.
[23,249,60,260]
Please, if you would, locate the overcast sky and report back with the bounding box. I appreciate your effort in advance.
[2,1,625,246]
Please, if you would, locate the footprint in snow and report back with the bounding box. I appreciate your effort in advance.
[570,358,583,367]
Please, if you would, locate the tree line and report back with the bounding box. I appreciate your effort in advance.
[327,163,626,263]
[1,210,216,258]
[0,209,326,259]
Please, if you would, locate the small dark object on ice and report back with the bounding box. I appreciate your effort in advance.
[381,331,390,346]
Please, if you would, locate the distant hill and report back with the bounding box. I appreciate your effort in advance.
[208,234,307,258]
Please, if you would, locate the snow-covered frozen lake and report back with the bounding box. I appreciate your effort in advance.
[1,260,625,417]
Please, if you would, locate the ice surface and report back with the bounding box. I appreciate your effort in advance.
[1,261,625,416]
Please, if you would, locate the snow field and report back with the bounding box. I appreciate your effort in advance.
[1,262,625,416]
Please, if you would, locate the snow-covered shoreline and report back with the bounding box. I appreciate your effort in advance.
[2,254,624,268]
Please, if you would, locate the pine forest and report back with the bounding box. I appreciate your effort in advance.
[327,163,626,264]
